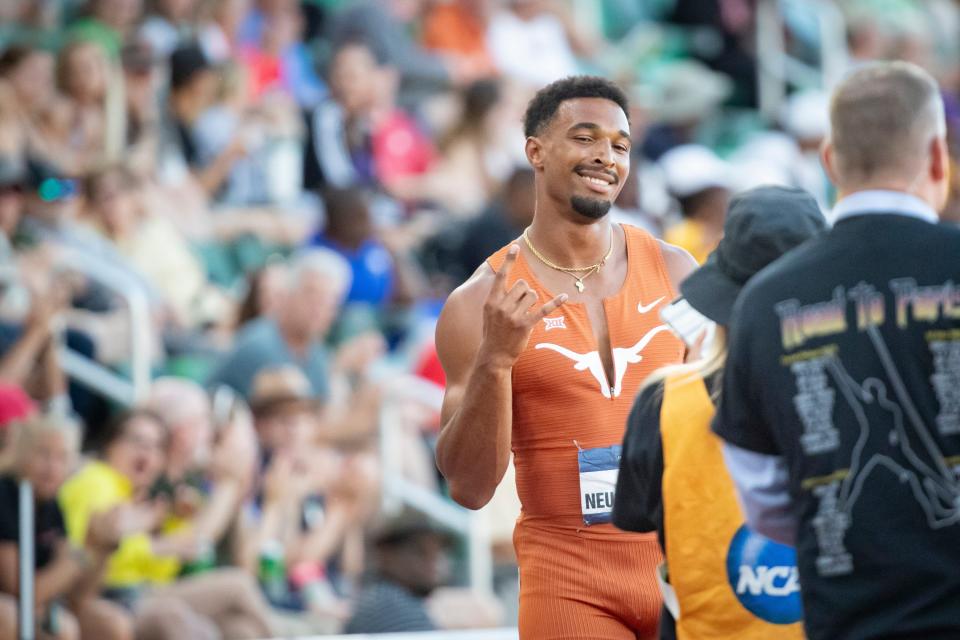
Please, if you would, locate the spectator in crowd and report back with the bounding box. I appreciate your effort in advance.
[56,39,121,167]
[69,0,145,60]
[59,408,274,639]
[236,0,326,108]
[0,278,70,412]
[0,384,36,470]
[392,78,521,217]
[666,0,758,107]
[304,38,382,192]
[638,60,732,162]
[120,40,164,175]
[139,0,199,60]
[421,0,495,80]
[442,166,535,286]
[0,157,112,432]
[486,0,594,88]
[0,414,133,640]
[343,509,452,634]
[310,187,398,308]
[239,366,378,623]
[328,0,463,107]
[712,62,960,640]
[198,0,250,64]
[614,186,825,639]
[84,165,233,331]
[207,248,349,399]
[305,37,435,204]
[0,157,22,248]
[0,46,58,147]
[146,378,258,565]
[19,160,161,322]
[166,44,247,198]
[660,144,732,264]
[235,260,286,329]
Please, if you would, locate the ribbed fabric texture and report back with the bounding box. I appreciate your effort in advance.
[487,224,684,637]
[515,520,664,639]
[488,224,684,527]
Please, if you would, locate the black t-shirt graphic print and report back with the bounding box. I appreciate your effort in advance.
[713,213,960,640]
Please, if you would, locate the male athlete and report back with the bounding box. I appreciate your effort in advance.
[435,76,696,638]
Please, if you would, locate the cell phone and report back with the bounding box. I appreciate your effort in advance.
[211,385,241,432]
[659,297,715,348]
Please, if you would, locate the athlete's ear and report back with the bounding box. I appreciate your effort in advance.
[526,137,545,171]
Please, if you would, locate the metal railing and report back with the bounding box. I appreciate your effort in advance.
[17,480,34,640]
[756,0,848,120]
[54,248,153,406]
[378,374,493,594]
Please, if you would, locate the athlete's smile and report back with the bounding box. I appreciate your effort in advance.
[575,167,617,194]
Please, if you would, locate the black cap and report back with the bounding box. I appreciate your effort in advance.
[371,509,455,549]
[169,44,210,91]
[680,186,826,325]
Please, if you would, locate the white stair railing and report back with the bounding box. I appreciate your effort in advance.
[757,0,848,119]
[379,374,493,594]
[54,248,153,406]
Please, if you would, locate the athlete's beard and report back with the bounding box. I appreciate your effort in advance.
[571,195,612,220]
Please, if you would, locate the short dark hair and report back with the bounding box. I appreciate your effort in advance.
[95,408,168,454]
[169,44,211,92]
[523,76,630,138]
[0,45,36,77]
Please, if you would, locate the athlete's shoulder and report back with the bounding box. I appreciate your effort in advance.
[447,261,497,312]
[654,237,697,291]
[435,263,493,373]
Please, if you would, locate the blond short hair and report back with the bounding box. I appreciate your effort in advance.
[829,61,945,185]
[4,413,81,475]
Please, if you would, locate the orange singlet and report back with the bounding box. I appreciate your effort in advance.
[487,224,685,639]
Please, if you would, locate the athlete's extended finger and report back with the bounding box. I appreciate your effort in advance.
[491,243,520,297]
[533,293,569,321]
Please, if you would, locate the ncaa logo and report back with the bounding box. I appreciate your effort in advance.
[725,525,803,624]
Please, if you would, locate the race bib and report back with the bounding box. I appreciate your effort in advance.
[578,444,621,525]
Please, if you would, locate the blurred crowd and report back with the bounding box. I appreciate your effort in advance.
[1,0,960,638]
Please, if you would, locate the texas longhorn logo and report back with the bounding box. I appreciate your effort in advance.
[535,325,671,398]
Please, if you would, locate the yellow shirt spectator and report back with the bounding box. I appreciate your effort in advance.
[665,219,716,265]
[59,461,180,588]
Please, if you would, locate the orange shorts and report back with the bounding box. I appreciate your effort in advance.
[514,518,663,639]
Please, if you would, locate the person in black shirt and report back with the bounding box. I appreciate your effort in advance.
[0,414,131,640]
[712,61,960,640]
[451,168,535,284]
[344,510,452,634]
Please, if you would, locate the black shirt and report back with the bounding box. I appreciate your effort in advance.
[343,579,435,634]
[614,374,719,640]
[0,475,67,570]
[614,379,668,541]
[615,372,722,542]
[712,213,960,640]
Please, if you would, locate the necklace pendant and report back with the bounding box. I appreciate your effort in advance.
[575,280,585,293]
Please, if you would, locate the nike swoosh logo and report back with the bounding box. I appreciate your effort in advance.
[637,297,665,314]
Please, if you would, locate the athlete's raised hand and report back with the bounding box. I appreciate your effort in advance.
[479,244,568,369]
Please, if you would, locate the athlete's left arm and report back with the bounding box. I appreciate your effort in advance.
[657,240,698,294]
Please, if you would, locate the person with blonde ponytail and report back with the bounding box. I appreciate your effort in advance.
[613,186,826,640]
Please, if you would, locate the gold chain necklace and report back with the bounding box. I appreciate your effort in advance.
[522,227,614,293]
